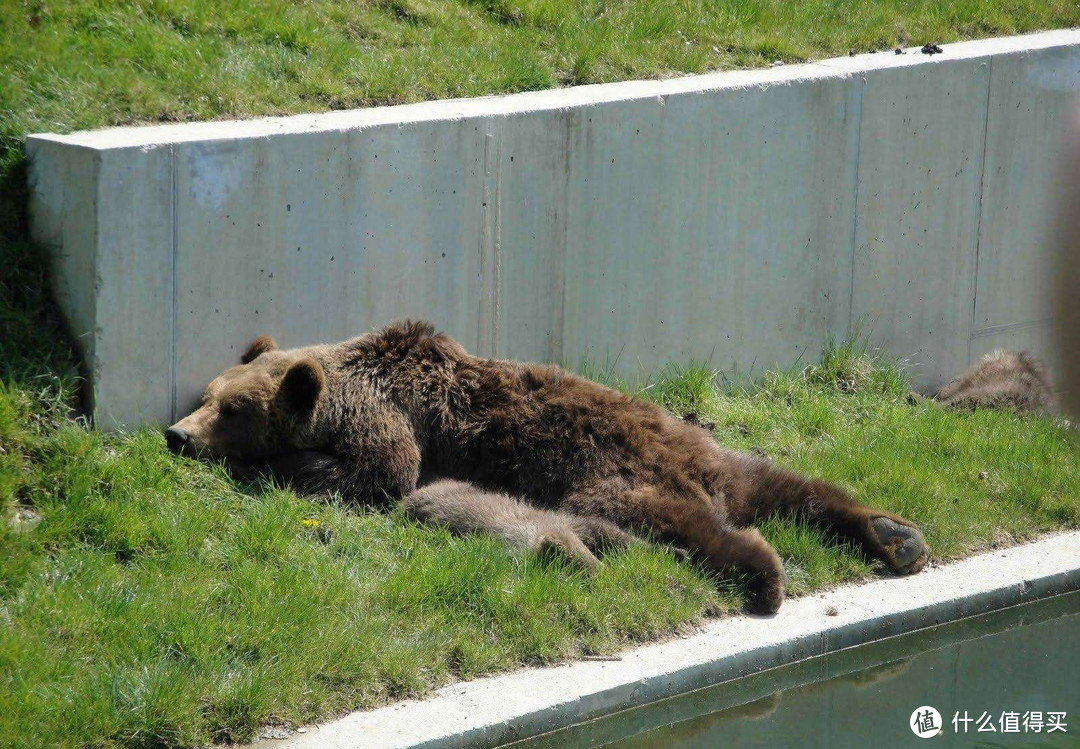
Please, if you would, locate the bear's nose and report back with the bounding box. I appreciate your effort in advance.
[165,427,191,455]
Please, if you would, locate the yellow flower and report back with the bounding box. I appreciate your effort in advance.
[301,518,322,528]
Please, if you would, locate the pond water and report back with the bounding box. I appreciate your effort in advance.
[513,591,1080,748]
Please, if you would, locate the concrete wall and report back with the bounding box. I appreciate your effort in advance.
[26,30,1080,428]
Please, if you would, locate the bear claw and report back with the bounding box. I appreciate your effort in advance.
[871,517,929,574]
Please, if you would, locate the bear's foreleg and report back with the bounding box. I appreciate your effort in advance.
[566,516,633,556]
[228,448,419,506]
[227,450,350,493]
[530,529,603,571]
[402,480,605,570]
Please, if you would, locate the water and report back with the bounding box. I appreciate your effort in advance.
[513,592,1080,748]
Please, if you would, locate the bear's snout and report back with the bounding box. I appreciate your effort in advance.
[165,426,193,455]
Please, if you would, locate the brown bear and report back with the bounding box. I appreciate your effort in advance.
[165,320,929,613]
[403,480,631,571]
[934,350,1054,413]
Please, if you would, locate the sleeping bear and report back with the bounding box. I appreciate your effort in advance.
[165,320,929,613]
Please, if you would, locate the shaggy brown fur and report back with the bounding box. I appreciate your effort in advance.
[403,480,630,570]
[934,350,1054,413]
[166,320,929,614]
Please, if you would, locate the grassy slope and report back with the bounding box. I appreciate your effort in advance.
[2,0,1079,141]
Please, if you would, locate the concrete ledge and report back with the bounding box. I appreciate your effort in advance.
[27,31,1080,427]
[254,531,1080,749]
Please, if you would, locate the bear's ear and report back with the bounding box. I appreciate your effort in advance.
[242,335,278,364]
[280,357,325,413]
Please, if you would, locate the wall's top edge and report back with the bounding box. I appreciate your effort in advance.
[26,28,1080,151]
[817,26,1080,72]
[27,63,844,151]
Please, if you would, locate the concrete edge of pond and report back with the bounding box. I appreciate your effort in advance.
[251,530,1080,749]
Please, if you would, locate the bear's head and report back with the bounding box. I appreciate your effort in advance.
[165,335,325,460]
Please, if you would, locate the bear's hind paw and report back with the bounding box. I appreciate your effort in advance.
[870,517,929,575]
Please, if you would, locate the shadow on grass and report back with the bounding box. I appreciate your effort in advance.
[0,141,84,418]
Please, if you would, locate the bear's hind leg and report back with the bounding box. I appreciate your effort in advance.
[736,464,929,575]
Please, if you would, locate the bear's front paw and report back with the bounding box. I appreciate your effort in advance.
[535,529,601,572]
[870,517,929,575]
[226,459,266,484]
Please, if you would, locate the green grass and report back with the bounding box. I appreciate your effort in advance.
[3,0,1079,145]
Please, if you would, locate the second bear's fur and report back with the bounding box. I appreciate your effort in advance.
[935,349,1054,413]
